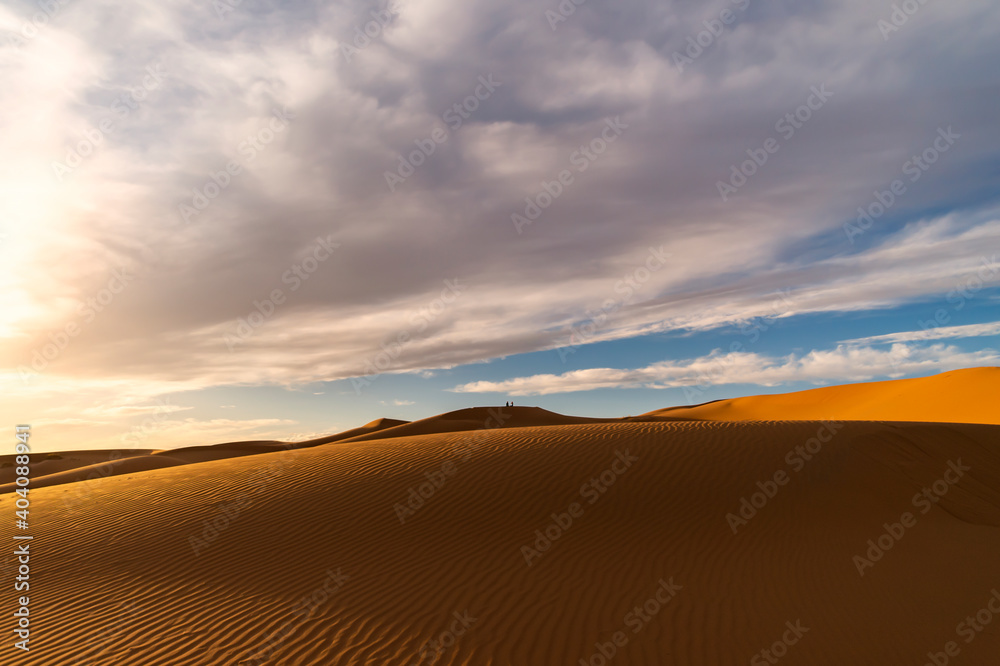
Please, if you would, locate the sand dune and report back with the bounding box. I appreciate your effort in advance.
[0,450,158,494]
[0,449,153,480]
[6,418,1000,665]
[1,454,193,495]
[5,368,997,495]
[296,417,411,447]
[337,406,612,443]
[0,420,410,494]
[648,367,1000,424]
[0,409,612,493]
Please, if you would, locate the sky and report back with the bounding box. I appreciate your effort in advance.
[1,0,998,453]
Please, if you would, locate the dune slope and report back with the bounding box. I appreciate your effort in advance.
[647,367,1000,424]
[6,419,1000,665]
[0,419,410,494]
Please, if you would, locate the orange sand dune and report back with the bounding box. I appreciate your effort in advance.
[648,367,1000,424]
[6,419,1000,665]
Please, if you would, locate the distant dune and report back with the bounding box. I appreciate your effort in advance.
[0,449,153,479]
[3,369,998,494]
[337,406,610,443]
[0,420,409,494]
[647,367,1000,424]
[5,417,999,664]
[296,417,411,446]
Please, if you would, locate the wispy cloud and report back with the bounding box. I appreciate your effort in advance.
[842,321,1000,346]
[450,344,1000,396]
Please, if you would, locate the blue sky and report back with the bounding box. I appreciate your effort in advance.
[1,0,998,451]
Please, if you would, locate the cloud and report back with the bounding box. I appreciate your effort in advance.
[842,321,1000,345]
[3,0,1000,447]
[450,343,1000,396]
[6,213,998,392]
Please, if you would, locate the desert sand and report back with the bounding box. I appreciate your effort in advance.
[650,366,1000,424]
[3,369,999,665]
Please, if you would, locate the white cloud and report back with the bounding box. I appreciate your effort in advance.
[842,321,1000,345]
[450,344,1000,396]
